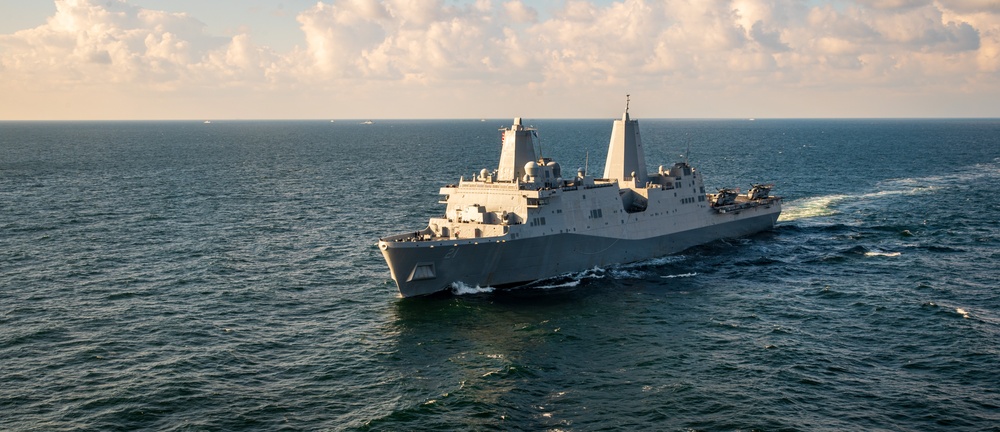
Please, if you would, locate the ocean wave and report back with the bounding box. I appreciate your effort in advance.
[661,272,697,279]
[521,257,694,291]
[617,254,688,269]
[608,268,648,279]
[864,250,901,257]
[530,280,583,290]
[517,267,606,291]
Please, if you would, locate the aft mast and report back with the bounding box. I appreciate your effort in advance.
[603,95,648,185]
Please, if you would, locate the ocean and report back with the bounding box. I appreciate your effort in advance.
[1,118,998,431]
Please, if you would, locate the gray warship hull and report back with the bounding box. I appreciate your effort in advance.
[380,208,779,298]
[378,101,782,298]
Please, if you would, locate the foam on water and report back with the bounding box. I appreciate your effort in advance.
[618,255,688,269]
[864,251,901,257]
[777,194,848,221]
[778,188,932,222]
[608,268,647,279]
[450,281,495,295]
[522,267,606,290]
[530,279,583,290]
[661,272,698,278]
[880,158,1000,190]
[525,256,694,290]
[780,158,1000,223]
[516,263,660,291]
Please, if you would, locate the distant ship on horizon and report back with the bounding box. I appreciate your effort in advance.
[378,97,782,297]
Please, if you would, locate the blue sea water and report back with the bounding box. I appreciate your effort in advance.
[1,118,999,431]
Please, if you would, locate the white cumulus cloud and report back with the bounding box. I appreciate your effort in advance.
[0,0,998,118]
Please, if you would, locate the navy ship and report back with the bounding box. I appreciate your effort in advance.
[379,99,781,297]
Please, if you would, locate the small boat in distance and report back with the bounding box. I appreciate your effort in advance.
[361,120,374,125]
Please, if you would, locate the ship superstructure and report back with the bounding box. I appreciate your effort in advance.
[378,100,781,297]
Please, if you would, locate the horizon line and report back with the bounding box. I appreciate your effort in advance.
[3,116,1000,122]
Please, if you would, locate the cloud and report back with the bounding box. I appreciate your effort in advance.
[0,0,998,118]
[295,0,391,76]
[503,1,538,23]
[937,0,1000,14]
[869,4,980,50]
[293,0,541,83]
[0,0,282,91]
[856,0,932,10]
[750,21,791,52]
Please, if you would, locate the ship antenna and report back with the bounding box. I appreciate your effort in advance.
[585,150,590,176]
[534,128,543,160]
[626,94,630,114]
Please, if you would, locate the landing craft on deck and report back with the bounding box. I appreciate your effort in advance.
[378,97,782,297]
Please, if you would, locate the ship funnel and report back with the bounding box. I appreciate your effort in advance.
[497,118,537,181]
[603,97,648,184]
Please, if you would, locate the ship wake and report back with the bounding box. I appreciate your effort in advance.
[520,255,695,291]
[779,159,1000,223]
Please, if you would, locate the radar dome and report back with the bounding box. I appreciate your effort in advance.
[546,161,561,178]
[524,161,539,177]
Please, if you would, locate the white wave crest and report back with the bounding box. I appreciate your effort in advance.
[558,266,608,283]
[618,255,688,269]
[450,281,494,295]
[864,251,901,257]
[520,267,606,291]
[529,256,693,290]
[609,269,647,279]
[532,279,583,290]
[661,272,698,279]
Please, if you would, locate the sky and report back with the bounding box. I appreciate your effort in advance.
[0,0,998,120]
